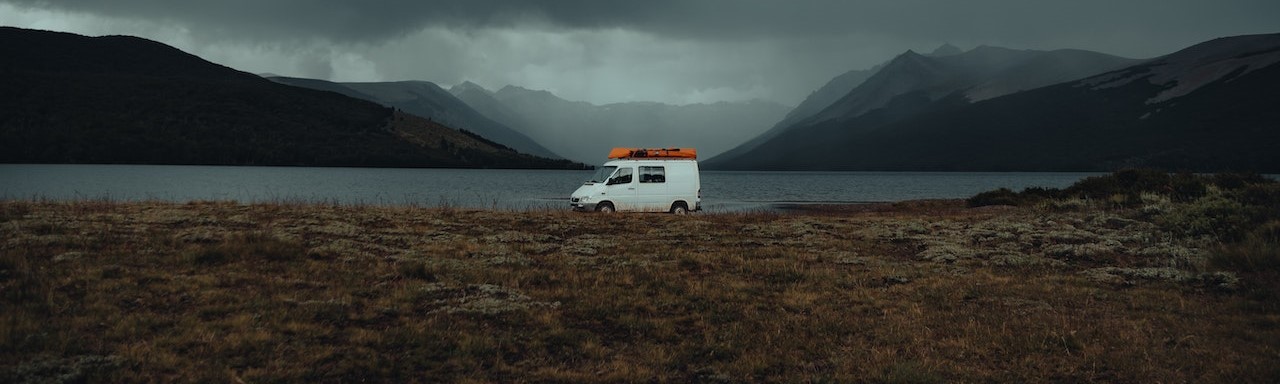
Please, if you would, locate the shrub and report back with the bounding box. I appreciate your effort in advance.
[967,170,1278,215]
[1138,192,1173,217]
[1156,188,1254,241]
[967,188,1019,207]
[1042,197,1089,212]
[967,187,1058,208]
[1240,183,1280,214]
[1210,221,1280,273]
[1021,186,1064,200]
[1212,172,1275,190]
[1170,172,1210,202]
[1058,169,1268,205]
[1065,169,1173,202]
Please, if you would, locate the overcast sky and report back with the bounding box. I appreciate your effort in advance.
[3,0,1278,105]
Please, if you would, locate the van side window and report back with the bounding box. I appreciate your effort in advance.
[639,166,666,183]
[608,167,633,185]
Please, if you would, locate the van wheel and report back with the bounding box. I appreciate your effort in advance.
[596,202,615,213]
[670,202,689,215]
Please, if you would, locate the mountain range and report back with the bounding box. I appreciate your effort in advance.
[270,77,790,165]
[0,27,584,169]
[709,44,1142,168]
[458,84,792,164]
[722,43,973,164]
[4,25,1275,173]
[706,33,1280,171]
[266,77,563,159]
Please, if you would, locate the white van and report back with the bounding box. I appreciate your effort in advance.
[570,148,701,214]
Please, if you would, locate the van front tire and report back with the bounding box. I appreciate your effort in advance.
[596,202,615,213]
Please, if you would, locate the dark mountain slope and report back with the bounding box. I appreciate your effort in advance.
[801,46,1136,125]
[712,42,961,164]
[779,42,963,130]
[262,76,381,102]
[708,45,1136,167]
[0,27,582,169]
[708,33,1280,172]
[965,49,1147,101]
[777,68,879,131]
[270,77,563,159]
[711,67,878,163]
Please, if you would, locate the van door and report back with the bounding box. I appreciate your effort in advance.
[636,165,669,211]
[604,166,637,211]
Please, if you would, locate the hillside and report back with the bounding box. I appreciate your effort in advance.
[706,33,1280,171]
[710,45,1137,166]
[0,27,581,169]
[478,85,791,164]
[716,44,969,166]
[775,68,879,131]
[270,77,564,159]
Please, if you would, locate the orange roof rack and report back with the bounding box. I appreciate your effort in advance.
[607,147,697,159]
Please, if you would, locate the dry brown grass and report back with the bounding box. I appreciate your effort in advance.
[3,199,1278,382]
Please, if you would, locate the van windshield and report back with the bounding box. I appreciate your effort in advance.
[586,166,617,184]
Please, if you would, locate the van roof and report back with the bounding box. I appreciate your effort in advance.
[604,159,697,164]
[607,147,696,159]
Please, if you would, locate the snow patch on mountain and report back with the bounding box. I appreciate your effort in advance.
[966,49,1138,102]
[1081,68,1146,90]
[1083,33,1280,104]
[1145,48,1280,104]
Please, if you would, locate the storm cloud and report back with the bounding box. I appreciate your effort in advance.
[3,0,1278,105]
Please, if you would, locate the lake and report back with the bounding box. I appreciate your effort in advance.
[1,164,1106,212]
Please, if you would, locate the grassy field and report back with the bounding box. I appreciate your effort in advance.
[4,175,1280,382]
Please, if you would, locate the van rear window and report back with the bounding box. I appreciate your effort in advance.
[640,166,665,183]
